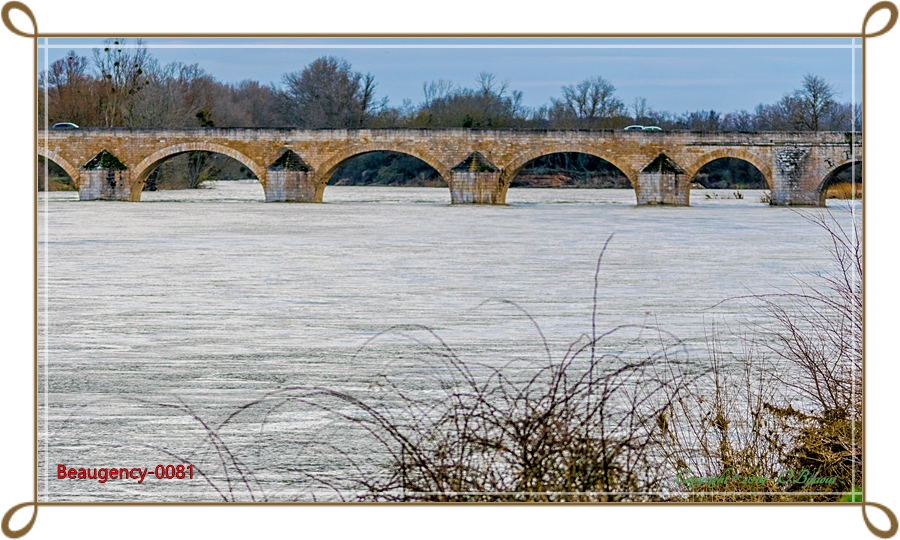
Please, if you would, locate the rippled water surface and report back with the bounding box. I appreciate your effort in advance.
[37,182,859,501]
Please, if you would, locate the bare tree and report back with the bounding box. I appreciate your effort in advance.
[754,94,799,131]
[185,152,220,189]
[128,61,218,128]
[44,50,97,126]
[277,56,383,128]
[93,38,151,127]
[422,79,456,108]
[678,110,722,131]
[721,110,759,131]
[553,76,625,128]
[631,97,648,123]
[414,73,527,128]
[791,74,838,132]
[220,80,280,127]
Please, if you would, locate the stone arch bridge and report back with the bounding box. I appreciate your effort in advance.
[38,128,862,206]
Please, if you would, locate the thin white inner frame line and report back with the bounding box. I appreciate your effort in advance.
[53,491,854,496]
[41,44,864,49]
[850,34,858,499]
[41,36,50,502]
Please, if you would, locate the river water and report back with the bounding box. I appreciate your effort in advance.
[37,182,860,501]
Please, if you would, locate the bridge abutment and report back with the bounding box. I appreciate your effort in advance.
[448,152,506,204]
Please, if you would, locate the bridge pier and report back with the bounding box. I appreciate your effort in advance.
[78,151,133,201]
[264,171,323,202]
[448,152,506,204]
[635,153,689,205]
[264,150,322,202]
[769,147,822,206]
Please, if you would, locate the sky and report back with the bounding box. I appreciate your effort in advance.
[38,37,863,115]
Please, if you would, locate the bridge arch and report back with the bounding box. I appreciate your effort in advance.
[818,160,862,205]
[684,149,773,191]
[316,144,450,187]
[504,144,638,185]
[132,142,266,201]
[37,147,81,187]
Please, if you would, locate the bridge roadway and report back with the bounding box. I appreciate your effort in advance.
[37,128,862,206]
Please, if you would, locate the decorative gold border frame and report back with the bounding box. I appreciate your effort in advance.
[2,1,897,537]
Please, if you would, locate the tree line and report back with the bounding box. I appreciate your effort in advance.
[39,39,860,132]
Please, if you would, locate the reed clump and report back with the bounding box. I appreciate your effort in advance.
[825,182,862,200]
[659,208,861,502]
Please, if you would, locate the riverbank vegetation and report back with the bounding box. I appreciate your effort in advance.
[37,156,76,191]
[826,182,863,200]
[660,210,861,501]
